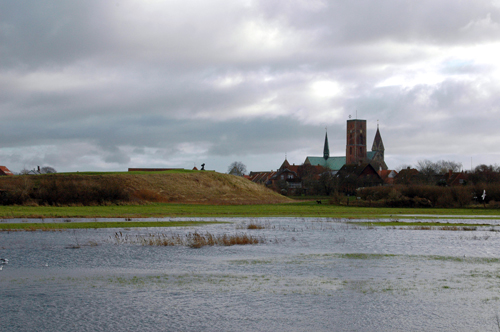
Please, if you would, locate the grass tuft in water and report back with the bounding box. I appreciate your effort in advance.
[112,231,265,248]
[247,223,266,230]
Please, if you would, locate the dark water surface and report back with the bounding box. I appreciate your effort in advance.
[1,218,500,331]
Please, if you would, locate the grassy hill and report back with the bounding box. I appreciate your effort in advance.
[0,171,291,205]
[122,171,291,204]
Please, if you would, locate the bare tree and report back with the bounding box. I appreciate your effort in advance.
[19,168,31,175]
[416,159,438,177]
[18,166,57,175]
[469,164,500,184]
[414,159,463,185]
[435,160,462,173]
[227,161,247,176]
[40,166,57,174]
[316,171,338,196]
[416,159,462,175]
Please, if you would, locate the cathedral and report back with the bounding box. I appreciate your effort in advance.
[304,119,387,171]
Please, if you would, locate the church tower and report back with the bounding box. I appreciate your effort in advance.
[371,124,384,156]
[370,124,388,170]
[346,119,367,164]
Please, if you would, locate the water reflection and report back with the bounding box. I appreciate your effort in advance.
[1,218,500,331]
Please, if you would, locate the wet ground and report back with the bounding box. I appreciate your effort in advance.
[1,217,500,331]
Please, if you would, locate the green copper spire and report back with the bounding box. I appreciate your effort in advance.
[323,132,330,160]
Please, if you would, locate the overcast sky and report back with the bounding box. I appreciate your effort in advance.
[2,0,500,173]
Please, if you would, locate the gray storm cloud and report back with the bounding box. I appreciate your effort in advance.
[1,0,500,173]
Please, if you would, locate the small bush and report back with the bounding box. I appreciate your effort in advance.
[450,186,472,207]
[355,184,482,208]
[358,186,394,200]
[436,191,455,208]
[247,223,265,229]
[488,200,500,209]
[328,191,344,205]
[413,197,432,207]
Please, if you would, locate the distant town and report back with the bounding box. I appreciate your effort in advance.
[2,118,499,205]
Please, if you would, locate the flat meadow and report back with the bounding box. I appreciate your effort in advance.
[0,201,499,220]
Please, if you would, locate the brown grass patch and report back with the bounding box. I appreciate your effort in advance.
[111,231,265,248]
[247,223,266,229]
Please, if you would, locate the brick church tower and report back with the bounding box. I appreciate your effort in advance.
[346,119,367,164]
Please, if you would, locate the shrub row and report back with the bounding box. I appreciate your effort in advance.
[0,175,130,206]
[357,184,500,208]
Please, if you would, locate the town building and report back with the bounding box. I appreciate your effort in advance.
[378,169,398,185]
[304,119,387,171]
[249,118,390,195]
[337,163,384,194]
[0,166,13,176]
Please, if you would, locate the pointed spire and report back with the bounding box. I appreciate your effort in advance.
[323,131,330,160]
[372,125,385,152]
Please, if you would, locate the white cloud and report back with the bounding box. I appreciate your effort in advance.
[1,0,500,173]
[310,80,342,99]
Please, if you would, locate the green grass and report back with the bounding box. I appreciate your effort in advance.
[0,220,226,230]
[0,202,499,219]
[58,169,198,175]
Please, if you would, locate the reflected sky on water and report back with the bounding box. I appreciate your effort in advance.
[1,218,500,331]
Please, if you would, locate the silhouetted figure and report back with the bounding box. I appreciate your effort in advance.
[201,163,205,171]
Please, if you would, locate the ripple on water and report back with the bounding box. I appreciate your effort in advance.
[2,218,500,331]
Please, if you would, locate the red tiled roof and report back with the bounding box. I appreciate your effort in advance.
[0,166,13,176]
[378,169,397,184]
[249,171,276,184]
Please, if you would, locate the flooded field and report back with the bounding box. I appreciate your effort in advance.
[2,217,500,331]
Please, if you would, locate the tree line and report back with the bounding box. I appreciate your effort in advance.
[398,159,500,186]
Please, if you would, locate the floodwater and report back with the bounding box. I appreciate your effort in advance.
[2,217,500,331]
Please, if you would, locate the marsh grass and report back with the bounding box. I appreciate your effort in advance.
[357,221,492,230]
[406,225,478,231]
[237,221,295,231]
[247,223,266,229]
[458,235,491,240]
[111,231,265,248]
